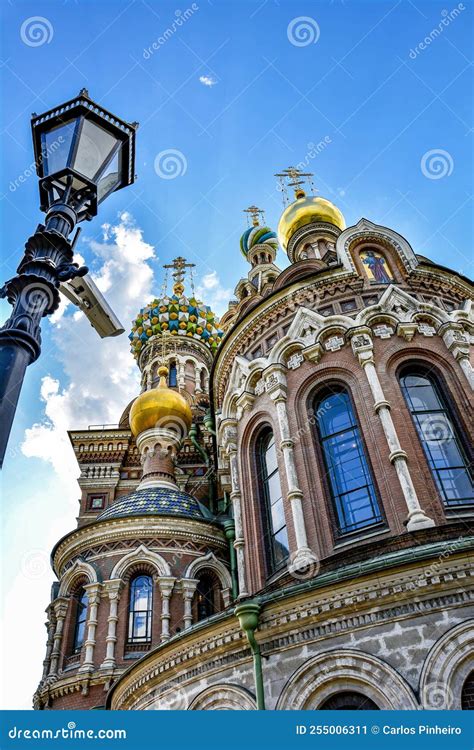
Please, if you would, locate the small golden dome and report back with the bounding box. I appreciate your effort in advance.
[129,366,192,438]
[277,194,346,250]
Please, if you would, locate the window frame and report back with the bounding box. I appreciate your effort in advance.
[256,427,289,576]
[313,384,384,539]
[127,574,153,644]
[72,587,88,654]
[399,364,473,509]
[86,493,107,511]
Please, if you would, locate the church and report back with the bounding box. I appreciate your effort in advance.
[34,168,474,711]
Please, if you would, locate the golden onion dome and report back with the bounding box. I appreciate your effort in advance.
[277,194,346,251]
[129,366,192,438]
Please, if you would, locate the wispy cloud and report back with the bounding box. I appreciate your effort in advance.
[196,270,231,317]
[199,74,217,87]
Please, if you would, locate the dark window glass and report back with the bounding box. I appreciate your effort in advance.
[400,371,473,506]
[196,574,215,621]
[73,588,88,653]
[315,389,382,535]
[258,431,289,573]
[319,692,379,710]
[128,575,153,643]
[169,363,177,387]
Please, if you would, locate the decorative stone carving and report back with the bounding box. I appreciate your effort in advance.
[373,324,394,339]
[287,352,304,370]
[324,335,344,352]
[418,323,436,337]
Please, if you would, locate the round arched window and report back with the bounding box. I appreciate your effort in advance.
[319,692,379,710]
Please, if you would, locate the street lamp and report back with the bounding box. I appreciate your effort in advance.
[0,89,138,467]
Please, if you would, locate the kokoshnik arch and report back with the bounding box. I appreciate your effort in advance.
[34,168,474,711]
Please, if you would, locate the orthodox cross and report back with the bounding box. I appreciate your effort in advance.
[163,256,196,295]
[275,166,315,204]
[244,205,264,228]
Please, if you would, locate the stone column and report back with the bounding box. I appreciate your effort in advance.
[100,580,123,671]
[439,323,473,390]
[158,577,175,642]
[222,419,249,598]
[264,365,316,570]
[177,358,186,390]
[195,366,202,393]
[48,597,69,677]
[78,582,102,673]
[181,579,199,629]
[42,604,56,679]
[350,330,434,531]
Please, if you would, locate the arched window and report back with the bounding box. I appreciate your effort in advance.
[319,692,379,710]
[169,362,178,387]
[196,574,216,622]
[78,444,84,453]
[257,430,289,573]
[314,388,382,536]
[128,575,153,643]
[461,670,474,710]
[72,588,88,653]
[200,368,206,392]
[400,369,473,507]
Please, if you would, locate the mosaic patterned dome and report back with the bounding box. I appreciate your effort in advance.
[129,293,224,360]
[97,487,205,521]
[240,225,278,258]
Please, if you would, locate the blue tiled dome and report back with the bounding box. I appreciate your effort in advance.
[97,487,205,521]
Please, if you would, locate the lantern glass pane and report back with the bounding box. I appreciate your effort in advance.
[41,119,77,176]
[73,119,118,180]
[97,148,122,202]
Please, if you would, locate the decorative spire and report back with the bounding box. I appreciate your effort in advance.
[163,256,196,296]
[275,167,316,205]
[243,205,265,228]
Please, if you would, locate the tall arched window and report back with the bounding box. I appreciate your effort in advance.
[314,388,382,536]
[196,574,216,622]
[128,575,153,643]
[400,369,473,506]
[257,430,289,573]
[169,362,178,387]
[72,588,88,653]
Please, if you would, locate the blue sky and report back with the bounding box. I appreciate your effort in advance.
[0,0,472,708]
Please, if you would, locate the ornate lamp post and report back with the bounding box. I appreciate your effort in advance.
[0,90,138,467]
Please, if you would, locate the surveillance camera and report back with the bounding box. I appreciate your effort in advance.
[59,274,125,338]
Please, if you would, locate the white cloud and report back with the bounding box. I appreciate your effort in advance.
[22,211,156,477]
[199,74,217,87]
[196,270,231,317]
